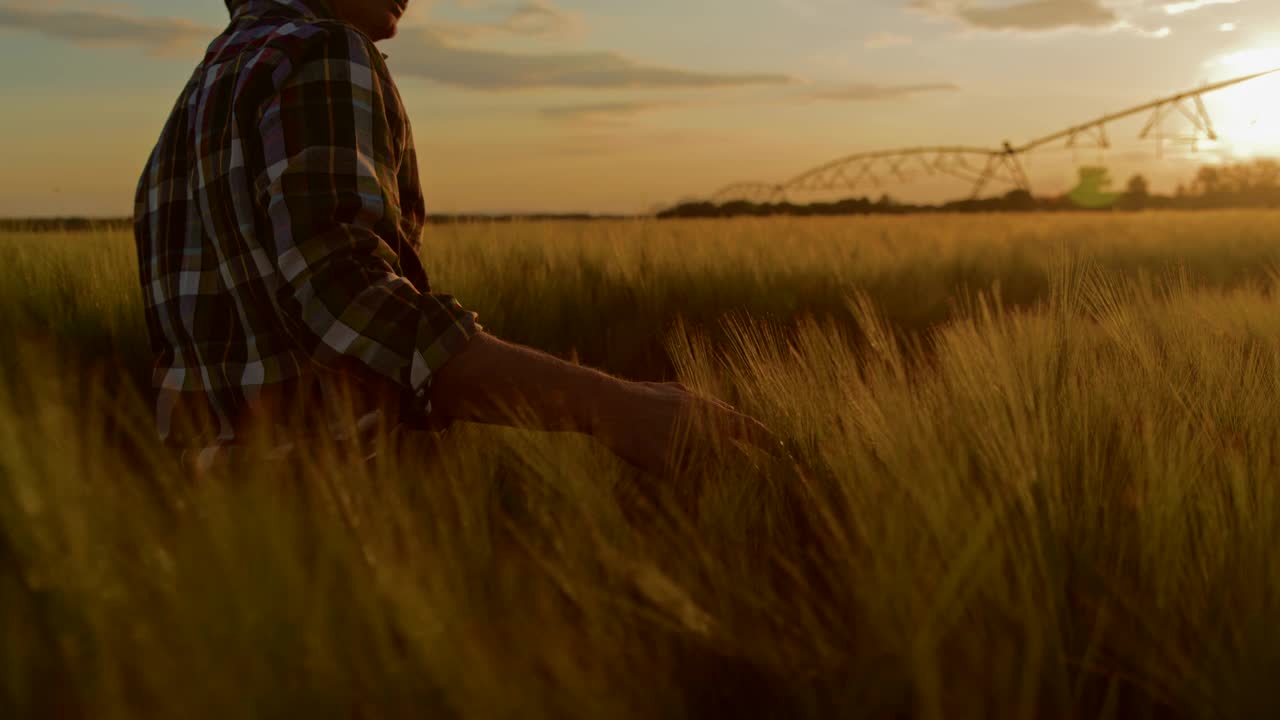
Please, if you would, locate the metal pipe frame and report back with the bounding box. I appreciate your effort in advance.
[707,68,1280,204]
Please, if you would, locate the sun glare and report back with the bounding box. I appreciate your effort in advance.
[1203,48,1280,158]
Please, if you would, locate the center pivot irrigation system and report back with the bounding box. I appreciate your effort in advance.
[708,68,1280,205]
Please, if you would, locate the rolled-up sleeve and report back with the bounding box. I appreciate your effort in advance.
[254,24,478,415]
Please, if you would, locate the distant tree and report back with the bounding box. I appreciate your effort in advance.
[1001,189,1037,210]
[1119,174,1150,210]
[1126,174,1150,199]
[1188,160,1280,207]
[1193,165,1223,197]
[656,201,721,218]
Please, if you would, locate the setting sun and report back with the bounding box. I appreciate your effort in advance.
[1204,48,1280,157]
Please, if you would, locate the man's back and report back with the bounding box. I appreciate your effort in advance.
[134,0,478,449]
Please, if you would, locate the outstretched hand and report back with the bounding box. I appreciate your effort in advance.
[592,381,776,476]
[429,333,775,475]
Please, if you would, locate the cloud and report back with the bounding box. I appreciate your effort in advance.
[388,27,795,90]
[1161,0,1241,15]
[910,0,1244,34]
[525,128,724,159]
[540,101,678,124]
[910,0,1118,31]
[540,79,959,126]
[1138,25,1172,37]
[0,4,212,55]
[425,0,587,43]
[802,81,959,101]
[864,31,914,49]
[500,0,584,37]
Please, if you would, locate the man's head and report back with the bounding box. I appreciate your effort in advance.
[329,0,409,41]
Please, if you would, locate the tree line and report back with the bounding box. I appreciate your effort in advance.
[658,158,1280,219]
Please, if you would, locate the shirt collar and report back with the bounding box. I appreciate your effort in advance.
[223,0,390,60]
[224,0,336,21]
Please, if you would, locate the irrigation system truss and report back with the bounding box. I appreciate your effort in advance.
[708,68,1280,205]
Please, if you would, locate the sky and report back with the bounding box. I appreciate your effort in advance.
[1,0,1279,216]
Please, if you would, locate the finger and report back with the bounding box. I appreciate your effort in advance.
[681,397,730,431]
[641,381,689,393]
[700,407,776,453]
[700,395,738,414]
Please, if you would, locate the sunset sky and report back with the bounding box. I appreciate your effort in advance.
[1,0,1278,216]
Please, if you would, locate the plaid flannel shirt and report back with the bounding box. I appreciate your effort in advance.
[134,0,479,451]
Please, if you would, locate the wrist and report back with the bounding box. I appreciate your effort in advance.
[582,375,639,438]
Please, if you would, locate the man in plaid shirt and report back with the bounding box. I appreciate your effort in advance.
[135,0,768,475]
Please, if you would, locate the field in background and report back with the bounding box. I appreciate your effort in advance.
[6,212,1280,718]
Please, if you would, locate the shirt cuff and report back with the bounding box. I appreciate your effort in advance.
[401,302,482,431]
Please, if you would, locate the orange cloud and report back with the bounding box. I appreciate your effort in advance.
[0,4,212,55]
[388,27,795,90]
[910,0,1117,31]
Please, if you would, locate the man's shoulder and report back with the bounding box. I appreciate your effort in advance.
[229,16,386,76]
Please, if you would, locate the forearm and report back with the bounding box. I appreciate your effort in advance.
[428,332,629,434]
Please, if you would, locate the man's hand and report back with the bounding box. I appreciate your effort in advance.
[592,381,775,476]
[430,333,774,475]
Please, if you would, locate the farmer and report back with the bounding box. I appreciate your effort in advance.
[133,0,769,476]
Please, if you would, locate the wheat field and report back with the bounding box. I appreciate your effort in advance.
[5,211,1280,719]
